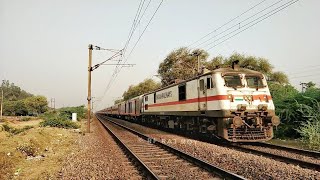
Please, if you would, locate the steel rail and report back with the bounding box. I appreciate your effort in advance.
[97,114,319,172]
[249,142,320,158]
[104,116,245,180]
[95,114,159,180]
[229,144,320,172]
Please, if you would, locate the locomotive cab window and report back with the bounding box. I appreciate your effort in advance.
[224,75,242,88]
[246,75,264,88]
[178,84,186,101]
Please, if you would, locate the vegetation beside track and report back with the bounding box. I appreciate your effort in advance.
[0,118,83,179]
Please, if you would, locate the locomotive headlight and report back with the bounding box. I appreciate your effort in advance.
[263,95,269,102]
[233,116,243,128]
[227,94,234,102]
[271,116,280,126]
[258,104,268,111]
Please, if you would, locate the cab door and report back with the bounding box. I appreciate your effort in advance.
[199,76,207,111]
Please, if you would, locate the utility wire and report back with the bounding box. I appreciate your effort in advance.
[122,0,145,56]
[98,0,164,105]
[187,0,268,48]
[206,0,300,51]
[290,73,320,79]
[123,0,164,62]
[194,0,285,49]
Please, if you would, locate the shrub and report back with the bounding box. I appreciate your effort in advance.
[296,98,320,150]
[2,124,33,135]
[40,116,79,129]
[16,140,39,156]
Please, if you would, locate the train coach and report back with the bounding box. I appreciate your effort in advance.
[101,63,280,142]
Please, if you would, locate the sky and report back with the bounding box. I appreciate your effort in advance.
[1,0,319,110]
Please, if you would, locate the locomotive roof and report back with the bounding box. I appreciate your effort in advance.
[144,67,264,95]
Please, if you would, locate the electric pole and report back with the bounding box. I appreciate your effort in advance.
[1,89,3,120]
[86,44,134,133]
[87,44,93,133]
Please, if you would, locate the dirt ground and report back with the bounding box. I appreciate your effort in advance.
[0,117,82,179]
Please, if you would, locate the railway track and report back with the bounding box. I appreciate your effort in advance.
[101,116,320,173]
[248,142,320,158]
[229,142,320,172]
[95,114,245,180]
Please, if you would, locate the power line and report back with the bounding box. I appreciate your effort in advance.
[290,73,320,79]
[284,65,320,74]
[194,0,285,49]
[122,0,145,56]
[123,0,164,62]
[187,0,268,48]
[206,0,300,51]
[97,0,164,108]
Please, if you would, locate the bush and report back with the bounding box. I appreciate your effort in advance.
[2,124,33,135]
[296,99,320,150]
[40,116,79,129]
[16,139,40,156]
[58,106,86,120]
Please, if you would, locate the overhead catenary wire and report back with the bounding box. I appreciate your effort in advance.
[205,0,300,51]
[187,0,268,48]
[193,0,286,50]
[123,0,164,62]
[97,0,164,108]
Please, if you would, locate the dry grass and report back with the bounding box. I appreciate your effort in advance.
[0,117,82,179]
[0,152,15,179]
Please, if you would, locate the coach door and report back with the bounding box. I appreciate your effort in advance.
[199,76,207,111]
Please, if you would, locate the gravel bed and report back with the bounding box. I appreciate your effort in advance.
[104,120,218,180]
[111,118,320,180]
[60,118,142,179]
[239,144,320,165]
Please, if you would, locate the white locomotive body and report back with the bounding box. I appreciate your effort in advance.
[101,66,280,142]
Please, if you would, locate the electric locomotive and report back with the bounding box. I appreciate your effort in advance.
[101,63,280,142]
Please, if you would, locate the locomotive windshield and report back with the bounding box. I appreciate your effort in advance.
[245,75,265,88]
[224,75,243,88]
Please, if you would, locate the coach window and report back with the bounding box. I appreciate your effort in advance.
[200,79,204,91]
[145,96,148,102]
[154,93,156,103]
[178,84,186,101]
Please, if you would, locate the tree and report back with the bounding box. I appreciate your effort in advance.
[122,79,161,101]
[0,80,33,101]
[158,50,288,86]
[158,47,209,86]
[306,81,316,89]
[269,72,289,85]
[114,99,123,105]
[24,96,48,114]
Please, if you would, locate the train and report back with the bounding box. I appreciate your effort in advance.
[98,62,280,142]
